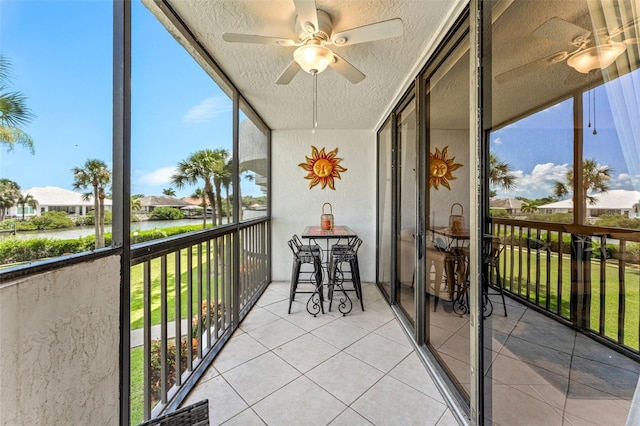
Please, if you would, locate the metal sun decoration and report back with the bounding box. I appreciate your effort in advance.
[429,145,463,190]
[299,145,347,190]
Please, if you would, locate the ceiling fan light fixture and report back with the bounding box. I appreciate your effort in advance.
[293,40,334,74]
[567,41,626,73]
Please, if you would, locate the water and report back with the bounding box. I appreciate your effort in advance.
[3,219,208,241]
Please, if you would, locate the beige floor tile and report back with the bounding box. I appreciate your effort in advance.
[311,318,369,349]
[373,317,412,346]
[273,333,340,373]
[306,351,385,405]
[252,376,346,426]
[213,332,268,373]
[222,351,300,405]
[221,408,266,426]
[388,353,445,403]
[436,409,461,426]
[344,332,412,373]
[256,288,289,308]
[340,306,393,332]
[239,306,281,332]
[281,304,338,332]
[351,375,448,426]
[245,317,306,349]
[328,408,374,425]
[182,376,248,426]
[486,383,564,426]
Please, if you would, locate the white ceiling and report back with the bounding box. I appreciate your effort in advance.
[148,1,640,132]
[156,0,463,131]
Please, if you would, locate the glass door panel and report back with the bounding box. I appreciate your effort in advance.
[377,119,393,299]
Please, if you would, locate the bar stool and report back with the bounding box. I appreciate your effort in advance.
[288,238,324,316]
[483,234,507,317]
[327,237,363,313]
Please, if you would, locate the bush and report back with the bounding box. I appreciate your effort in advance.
[489,209,511,218]
[29,211,75,229]
[149,207,184,221]
[76,210,113,226]
[526,212,572,223]
[594,214,640,230]
[149,337,196,406]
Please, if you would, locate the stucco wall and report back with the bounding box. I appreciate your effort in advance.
[0,256,121,425]
[271,129,376,282]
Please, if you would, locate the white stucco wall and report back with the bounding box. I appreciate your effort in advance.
[0,256,121,425]
[271,129,376,282]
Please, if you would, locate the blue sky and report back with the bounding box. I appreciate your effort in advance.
[2,1,638,202]
[0,0,262,198]
[491,69,640,200]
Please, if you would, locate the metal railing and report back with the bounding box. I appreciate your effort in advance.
[129,219,269,423]
[491,218,640,356]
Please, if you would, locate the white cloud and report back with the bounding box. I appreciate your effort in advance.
[493,137,502,145]
[182,97,232,123]
[136,166,177,186]
[494,162,570,199]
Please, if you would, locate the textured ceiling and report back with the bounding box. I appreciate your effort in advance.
[160,0,461,131]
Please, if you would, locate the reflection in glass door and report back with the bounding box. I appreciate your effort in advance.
[397,99,417,322]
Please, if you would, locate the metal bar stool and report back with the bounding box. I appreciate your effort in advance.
[288,238,324,316]
[327,237,363,314]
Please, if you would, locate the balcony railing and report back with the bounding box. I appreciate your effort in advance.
[129,219,269,423]
[491,218,640,356]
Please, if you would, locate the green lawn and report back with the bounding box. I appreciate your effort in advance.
[501,246,640,350]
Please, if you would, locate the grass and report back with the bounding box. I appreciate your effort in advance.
[501,246,640,350]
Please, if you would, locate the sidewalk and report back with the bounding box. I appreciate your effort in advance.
[130,319,190,348]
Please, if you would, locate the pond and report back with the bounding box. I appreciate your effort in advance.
[3,219,208,241]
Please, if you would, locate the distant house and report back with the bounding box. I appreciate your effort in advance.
[9,186,112,218]
[136,195,194,213]
[490,198,524,216]
[538,189,640,218]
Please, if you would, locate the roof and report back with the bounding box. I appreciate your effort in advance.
[539,190,640,210]
[22,186,112,206]
[490,198,524,210]
[137,196,193,207]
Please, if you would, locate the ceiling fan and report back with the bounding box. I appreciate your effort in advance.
[221,0,403,84]
[495,15,639,84]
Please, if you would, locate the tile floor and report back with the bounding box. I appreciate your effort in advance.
[183,280,640,425]
[182,281,459,425]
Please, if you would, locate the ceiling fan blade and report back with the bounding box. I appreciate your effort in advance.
[533,17,591,45]
[329,54,365,84]
[222,33,297,47]
[293,0,319,34]
[330,18,403,46]
[275,60,301,85]
[495,51,569,84]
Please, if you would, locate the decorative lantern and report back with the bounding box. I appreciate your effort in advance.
[321,202,334,230]
[449,203,465,233]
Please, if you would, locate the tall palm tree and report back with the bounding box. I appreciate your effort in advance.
[192,187,208,228]
[0,55,35,153]
[554,158,611,220]
[220,159,233,223]
[72,159,111,249]
[489,153,517,197]
[162,188,176,197]
[131,196,142,212]
[16,192,37,220]
[0,179,21,221]
[210,149,230,226]
[171,149,219,226]
[520,200,538,215]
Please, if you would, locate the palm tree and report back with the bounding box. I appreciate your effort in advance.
[0,179,21,221]
[162,188,176,197]
[131,196,142,212]
[489,153,517,197]
[210,149,230,226]
[554,158,611,220]
[16,193,37,220]
[171,149,219,226]
[192,187,208,228]
[0,55,35,153]
[220,159,233,223]
[72,159,111,249]
[520,200,538,215]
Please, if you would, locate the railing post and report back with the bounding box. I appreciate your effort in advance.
[570,234,591,328]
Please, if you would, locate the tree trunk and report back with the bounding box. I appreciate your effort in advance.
[214,181,223,226]
[98,188,106,248]
[204,181,217,226]
[93,184,100,249]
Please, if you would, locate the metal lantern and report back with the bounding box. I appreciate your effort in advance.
[321,202,334,230]
[449,203,464,233]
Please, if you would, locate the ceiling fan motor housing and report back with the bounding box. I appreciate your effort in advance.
[296,9,332,41]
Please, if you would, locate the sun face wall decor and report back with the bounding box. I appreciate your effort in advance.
[299,145,347,190]
[429,145,462,190]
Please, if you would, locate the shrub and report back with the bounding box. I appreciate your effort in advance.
[149,337,196,406]
[29,211,75,229]
[77,210,113,226]
[594,214,640,230]
[149,207,184,221]
[489,209,511,218]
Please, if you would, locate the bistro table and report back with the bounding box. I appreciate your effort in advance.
[301,225,358,315]
[430,227,470,315]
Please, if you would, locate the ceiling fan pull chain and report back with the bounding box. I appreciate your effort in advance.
[313,71,318,131]
[587,73,592,128]
[593,86,597,135]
